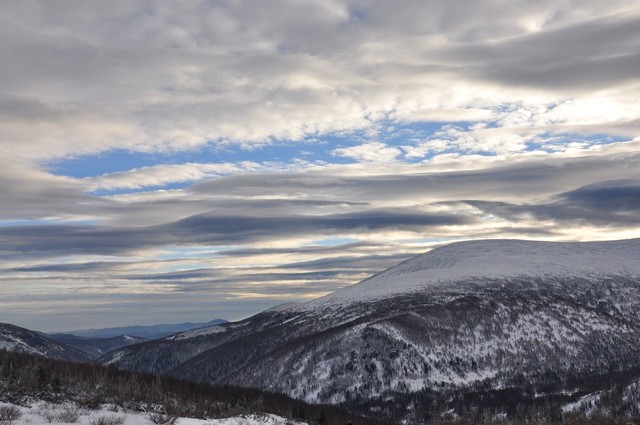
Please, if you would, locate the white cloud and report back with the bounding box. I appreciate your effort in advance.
[83,162,261,191]
[331,141,402,162]
[0,1,638,161]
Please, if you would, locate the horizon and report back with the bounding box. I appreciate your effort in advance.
[1,1,640,331]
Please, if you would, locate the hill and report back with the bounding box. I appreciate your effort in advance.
[0,323,88,362]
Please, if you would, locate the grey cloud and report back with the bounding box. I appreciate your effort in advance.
[214,241,379,257]
[0,208,470,258]
[0,155,105,220]
[2,242,415,309]
[278,253,412,271]
[2,148,639,263]
[121,269,337,282]
[191,150,640,204]
[4,150,639,260]
[562,180,640,211]
[465,180,640,226]
[8,147,639,227]
[422,8,640,91]
[7,261,131,274]
[174,208,469,234]
[5,241,388,275]
[0,225,134,257]
[122,270,366,286]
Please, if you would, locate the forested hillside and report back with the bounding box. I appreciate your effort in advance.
[0,349,387,425]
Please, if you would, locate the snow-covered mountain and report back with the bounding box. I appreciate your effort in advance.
[0,323,88,362]
[100,238,640,411]
[305,238,640,307]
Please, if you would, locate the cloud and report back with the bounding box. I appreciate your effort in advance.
[2,1,640,330]
[3,151,640,330]
[464,180,640,227]
[0,208,471,259]
[0,154,105,220]
[82,162,262,191]
[331,141,402,162]
[1,1,639,162]
[468,12,640,91]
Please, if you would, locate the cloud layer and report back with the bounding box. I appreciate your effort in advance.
[1,1,640,330]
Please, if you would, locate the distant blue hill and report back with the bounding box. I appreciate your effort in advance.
[63,319,227,339]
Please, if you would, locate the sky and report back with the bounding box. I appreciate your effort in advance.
[1,1,640,332]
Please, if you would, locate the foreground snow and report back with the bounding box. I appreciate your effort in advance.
[0,402,306,425]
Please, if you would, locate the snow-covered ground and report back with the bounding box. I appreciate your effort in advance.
[0,402,306,425]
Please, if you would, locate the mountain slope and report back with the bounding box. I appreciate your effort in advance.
[100,313,287,375]
[101,239,640,410]
[0,323,89,362]
[47,333,147,359]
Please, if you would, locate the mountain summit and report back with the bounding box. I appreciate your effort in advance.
[304,238,640,308]
[101,238,640,415]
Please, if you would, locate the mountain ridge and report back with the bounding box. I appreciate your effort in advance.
[299,238,640,309]
[0,323,89,362]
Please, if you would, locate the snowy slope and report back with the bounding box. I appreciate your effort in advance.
[0,323,89,362]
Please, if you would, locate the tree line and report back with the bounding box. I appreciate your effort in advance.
[0,349,392,425]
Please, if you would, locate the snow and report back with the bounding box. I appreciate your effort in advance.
[167,325,226,341]
[263,303,301,313]
[562,391,602,415]
[300,238,640,309]
[0,340,17,350]
[167,319,257,341]
[102,351,124,365]
[562,378,640,416]
[0,402,307,425]
[0,335,38,355]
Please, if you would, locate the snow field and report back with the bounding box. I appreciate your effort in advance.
[0,402,306,425]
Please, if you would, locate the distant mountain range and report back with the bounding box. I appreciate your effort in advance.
[99,238,640,420]
[47,333,148,359]
[0,319,229,363]
[62,319,228,339]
